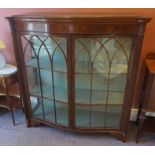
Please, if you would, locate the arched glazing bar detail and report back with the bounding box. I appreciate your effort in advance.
[75,39,93,127]
[50,37,68,125]
[74,36,133,128]
[35,35,67,123]
[75,38,111,127]
[103,37,130,128]
[34,35,57,123]
[92,38,111,127]
[21,34,68,126]
[21,35,46,120]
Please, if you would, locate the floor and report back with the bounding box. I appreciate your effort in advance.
[0,108,155,146]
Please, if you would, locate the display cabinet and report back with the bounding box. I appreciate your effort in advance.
[7,13,151,142]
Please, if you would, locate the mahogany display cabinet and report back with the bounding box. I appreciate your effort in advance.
[7,13,151,142]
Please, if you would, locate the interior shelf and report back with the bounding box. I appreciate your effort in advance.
[29,83,124,105]
[25,58,128,75]
[75,89,124,104]
[30,84,68,102]
[25,58,67,72]
[75,61,128,74]
[75,73,127,91]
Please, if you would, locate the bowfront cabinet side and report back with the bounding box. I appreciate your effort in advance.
[7,13,151,142]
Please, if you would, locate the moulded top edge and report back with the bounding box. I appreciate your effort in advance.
[6,12,151,23]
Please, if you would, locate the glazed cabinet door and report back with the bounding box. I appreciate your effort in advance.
[20,34,69,126]
[74,36,133,129]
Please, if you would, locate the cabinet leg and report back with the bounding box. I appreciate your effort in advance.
[26,119,32,127]
[118,133,127,143]
[111,132,127,142]
[26,119,40,127]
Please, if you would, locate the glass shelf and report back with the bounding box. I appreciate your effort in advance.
[25,66,68,102]
[75,89,124,104]
[25,66,126,105]
[75,73,127,91]
[30,84,68,102]
[75,60,128,75]
[25,57,67,72]
[29,84,124,105]
[26,58,127,75]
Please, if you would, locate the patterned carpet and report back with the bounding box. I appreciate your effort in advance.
[0,108,155,146]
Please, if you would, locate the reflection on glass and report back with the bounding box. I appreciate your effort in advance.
[21,35,68,126]
[75,37,132,128]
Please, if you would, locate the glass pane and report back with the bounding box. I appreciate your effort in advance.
[21,34,68,126]
[56,102,68,126]
[31,97,55,122]
[75,105,90,128]
[21,35,67,71]
[75,37,133,129]
[90,105,105,128]
[104,105,122,128]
